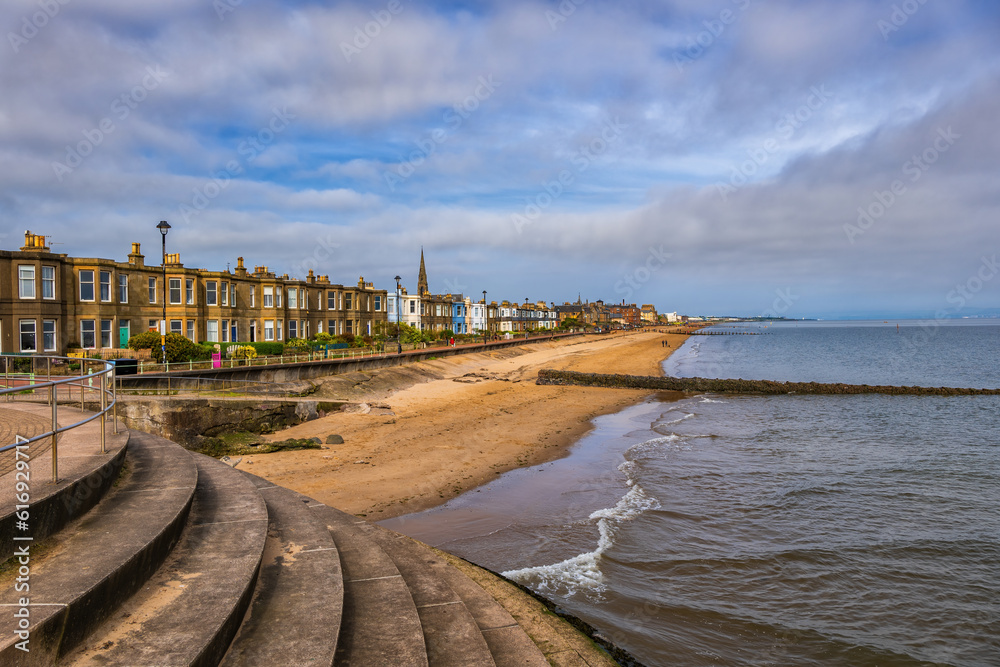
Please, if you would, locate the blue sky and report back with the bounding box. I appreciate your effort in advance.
[2,0,999,319]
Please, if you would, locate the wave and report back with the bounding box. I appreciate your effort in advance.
[502,481,660,598]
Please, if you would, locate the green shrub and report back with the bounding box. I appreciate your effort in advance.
[128,331,209,363]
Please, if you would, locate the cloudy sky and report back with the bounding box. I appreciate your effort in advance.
[2,0,998,318]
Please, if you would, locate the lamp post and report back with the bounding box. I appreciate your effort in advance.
[482,290,487,341]
[156,220,171,364]
[394,275,402,354]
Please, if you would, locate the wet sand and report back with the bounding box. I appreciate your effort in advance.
[242,330,689,519]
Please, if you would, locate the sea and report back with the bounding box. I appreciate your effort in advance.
[379,320,1000,666]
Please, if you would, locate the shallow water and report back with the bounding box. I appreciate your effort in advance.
[381,320,1000,666]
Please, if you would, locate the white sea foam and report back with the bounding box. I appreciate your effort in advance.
[699,396,725,404]
[502,482,660,598]
[657,412,695,426]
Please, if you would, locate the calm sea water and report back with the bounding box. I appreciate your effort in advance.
[381,320,1000,666]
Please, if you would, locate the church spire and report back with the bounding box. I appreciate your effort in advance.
[418,247,429,296]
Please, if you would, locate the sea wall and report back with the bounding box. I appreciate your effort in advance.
[536,369,1000,396]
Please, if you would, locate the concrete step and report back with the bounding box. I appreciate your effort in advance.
[427,553,550,667]
[220,480,343,667]
[0,405,129,563]
[0,430,196,666]
[356,523,497,667]
[64,452,268,666]
[310,504,429,667]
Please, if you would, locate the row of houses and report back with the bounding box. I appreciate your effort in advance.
[0,232,389,355]
[1,232,676,356]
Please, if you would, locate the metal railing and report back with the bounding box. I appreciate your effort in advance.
[0,355,117,482]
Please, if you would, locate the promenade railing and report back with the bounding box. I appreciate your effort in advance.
[0,355,117,482]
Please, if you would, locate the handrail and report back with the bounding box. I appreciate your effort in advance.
[0,355,117,482]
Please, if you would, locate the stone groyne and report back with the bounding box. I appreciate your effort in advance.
[536,369,1000,396]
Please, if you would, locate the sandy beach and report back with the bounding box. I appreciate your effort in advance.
[242,330,690,519]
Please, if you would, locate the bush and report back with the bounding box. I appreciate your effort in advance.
[128,331,209,363]
[284,337,311,353]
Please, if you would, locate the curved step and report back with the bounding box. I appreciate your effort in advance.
[0,430,196,665]
[220,481,343,666]
[65,452,268,666]
[357,523,496,666]
[310,504,428,666]
[0,405,129,562]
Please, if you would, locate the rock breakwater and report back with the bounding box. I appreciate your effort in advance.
[536,369,1000,396]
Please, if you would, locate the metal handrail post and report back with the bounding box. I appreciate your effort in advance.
[80,360,86,410]
[112,367,118,434]
[51,384,59,483]
[100,371,107,454]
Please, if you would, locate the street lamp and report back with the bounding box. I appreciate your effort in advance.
[156,220,171,364]
[394,275,402,354]
[482,290,487,341]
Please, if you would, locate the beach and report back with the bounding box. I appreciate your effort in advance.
[242,330,689,519]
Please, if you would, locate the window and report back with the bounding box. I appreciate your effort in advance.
[375,295,382,311]
[101,319,112,348]
[221,282,228,306]
[287,288,297,309]
[42,266,55,299]
[276,320,283,340]
[264,319,274,341]
[276,288,282,308]
[288,320,297,339]
[207,320,219,342]
[18,266,35,299]
[263,286,274,308]
[43,320,56,351]
[346,320,353,334]
[327,291,337,309]
[186,279,194,305]
[19,320,36,352]
[149,277,157,303]
[410,300,415,314]
[250,287,255,307]
[79,270,95,301]
[328,319,336,334]
[187,320,195,341]
[206,281,217,306]
[169,278,181,304]
[119,274,128,303]
[345,293,353,310]
[222,320,229,343]
[81,320,96,349]
[100,271,112,302]
[170,320,182,334]
[149,319,158,332]
[230,283,237,306]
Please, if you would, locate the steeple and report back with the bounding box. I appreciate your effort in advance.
[418,247,429,296]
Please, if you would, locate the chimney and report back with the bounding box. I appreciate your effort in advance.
[20,230,49,252]
[128,242,144,266]
[235,257,248,277]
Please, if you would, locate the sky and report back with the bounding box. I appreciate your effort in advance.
[1,0,999,319]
